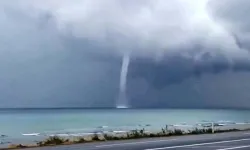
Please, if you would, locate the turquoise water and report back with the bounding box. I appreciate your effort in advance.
[1,109,250,146]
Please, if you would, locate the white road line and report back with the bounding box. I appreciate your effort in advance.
[216,145,250,150]
[96,139,177,147]
[144,138,250,150]
[243,133,250,135]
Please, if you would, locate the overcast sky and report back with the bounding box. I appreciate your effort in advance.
[1,0,250,108]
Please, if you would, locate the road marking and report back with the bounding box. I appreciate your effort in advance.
[145,138,250,150]
[191,146,228,148]
[243,133,250,135]
[96,139,177,147]
[216,145,250,150]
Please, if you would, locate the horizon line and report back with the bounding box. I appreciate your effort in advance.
[0,107,249,110]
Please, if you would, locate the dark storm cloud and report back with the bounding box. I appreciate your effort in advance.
[208,0,250,49]
[127,71,250,109]
[208,0,250,32]
[0,3,121,107]
[1,0,250,108]
[129,52,250,90]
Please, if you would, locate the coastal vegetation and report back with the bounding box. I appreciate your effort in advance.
[4,127,243,149]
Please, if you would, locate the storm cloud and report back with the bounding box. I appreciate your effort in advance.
[0,0,250,108]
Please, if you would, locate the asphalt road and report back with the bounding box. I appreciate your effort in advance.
[26,131,250,150]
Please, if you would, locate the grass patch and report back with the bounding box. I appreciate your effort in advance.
[74,137,86,143]
[104,134,121,140]
[188,128,213,135]
[168,129,183,136]
[91,134,102,141]
[37,136,66,146]
[214,128,240,133]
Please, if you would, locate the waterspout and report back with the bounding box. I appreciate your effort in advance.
[116,54,130,108]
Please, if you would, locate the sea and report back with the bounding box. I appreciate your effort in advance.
[0,108,250,147]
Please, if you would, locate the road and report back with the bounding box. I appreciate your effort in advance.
[27,131,250,150]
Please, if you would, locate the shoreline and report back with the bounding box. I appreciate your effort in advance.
[3,124,250,150]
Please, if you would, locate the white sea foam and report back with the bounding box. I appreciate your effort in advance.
[217,120,236,124]
[97,126,109,129]
[112,131,127,133]
[49,134,70,137]
[173,124,193,127]
[236,122,250,125]
[70,133,95,136]
[22,133,40,136]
